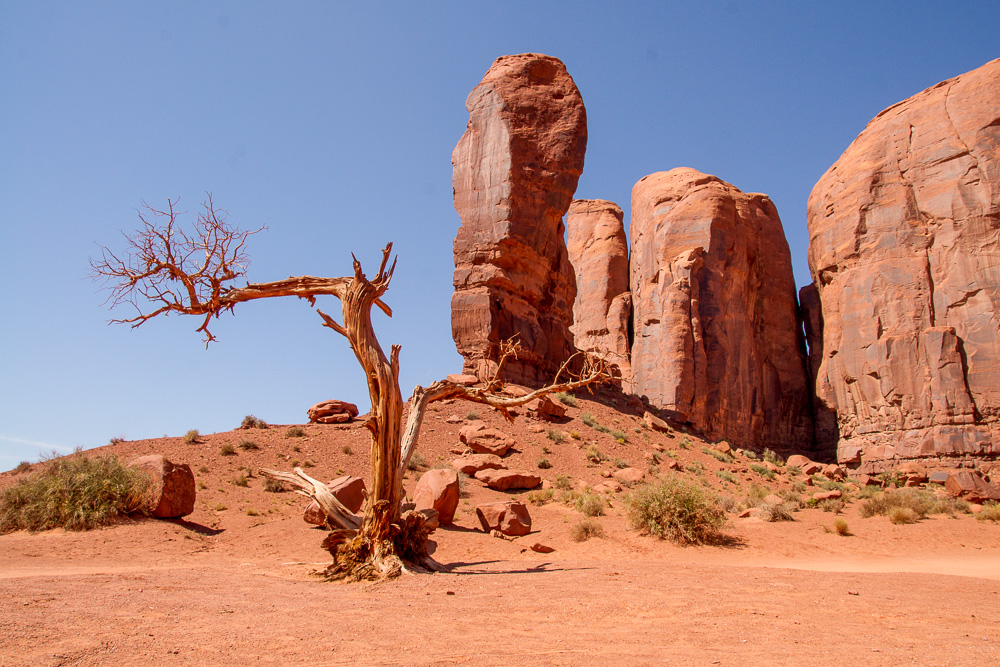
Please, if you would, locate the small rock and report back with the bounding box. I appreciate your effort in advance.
[530,542,555,554]
[459,421,515,456]
[785,454,813,469]
[713,441,732,454]
[812,489,842,501]
[528,424,546,433]
[445,373,479,386]
[642,411,670,433]
[476,501,532,536]
[451,454,505,476]
[413,468,460,524]
[821,464,846,481]
[474,469,541,491]
[527,395,566,420]
[613,468,646,485]
[445,415,464,424]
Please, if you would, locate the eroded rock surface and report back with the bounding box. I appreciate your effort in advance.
[629,168,813,451]
[806,58,1000,471]
[451,53,586,386]
[130,455,195,519]
[566,199,632,388]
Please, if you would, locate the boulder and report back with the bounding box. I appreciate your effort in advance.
[413,468,460,525]
[475,501,532,536]
[474,469,542,491]
[944,470,1000,503]
[642,411,670,433]
[812,489,843,501]
[445,373,480,386]
[458,421,515,456]
[303,476,368,526]
[307,400,359,424]
[805,58,1000,469]
[451,53,586,386]
[566,198,632,388]
[613,468,646,485]
[821,464,846,481]
[713,441,732,454]
[130,455,195,519]
[526,395,567,420]
[786,455,814,469]
[629,168,814,451]
[450,453,505,476]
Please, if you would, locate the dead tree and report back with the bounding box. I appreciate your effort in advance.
[92,197,612,581]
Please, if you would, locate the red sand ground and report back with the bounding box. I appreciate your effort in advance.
[2,389,998,666]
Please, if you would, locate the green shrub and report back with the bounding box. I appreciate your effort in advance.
[527,488,554,506]
[241,415,268,429]
[555,392,577,407]
[576,492,606,517]
[888,506,919,525]
[183,429,200,444]
[584,445,606,464]
[284,426,306,438]
[219,444,237,456]
[743,449,758,460]
[537,457,552,470]
[580,412,598,428]
[554,474,573,490]
[977,502,1000,522]
[0,455,154,532]
[678,437,691,449]
[238,440,259,451]
[703,447,734,464]
[569,431,581,440]
[750,463,776,481]
[264,478,286,493]
[684,461,705,474]
[757,499,796,522]
[624,476,727,544]
[715,469,737,485]
[833,517,851,536]
[609,429,628,443]
[570,518,605,542]
[762,448,784,466]
[547,430,566,444]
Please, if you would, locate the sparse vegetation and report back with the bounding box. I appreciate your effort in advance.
[264,478,286,493]
[609,429,628,443]
[678,437,691,450]
[715,469,737,485]
[860,487,968,520]
[246,508,261,517]
[465,411,479,421]
[580,412,611,433]
[575,492,606,517]
[0,455,154,533]
[219,444,237,457]
[241,415,268,429]
[750,463,776,481]
[977,502,1000,522]
[888,506,919,525]
[536,458,552,470]
[613,457,629,470]
[198,465,209,473]
[238,440,259,451]
[284,426,306,438]
[14,462,32,474]
[684,461,705,474]
[757,498,796,522]
[183,429,200,444]
[555,392,577,407]
[214,503,228,512]
[762,448,784,466]
[231,473,250,487]
[547,430,566,444]
[584,445,606,464]
[570,518,605,542]
[569,431,581,440]
[745,483,769,507]
[817,498,846,514]
[527,489,554,506]
[109,436,125,445]
[833,517,851,536]
[342,445,353,455]
[703,447,734,464]
[302,460,315,468]
[554,474,573,490]
[624,476,728,544]
[743,449,758,460]
[407,452,427,471]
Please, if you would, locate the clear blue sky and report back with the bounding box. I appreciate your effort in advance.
[1,1,996,470]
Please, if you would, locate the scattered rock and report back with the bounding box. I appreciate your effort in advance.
[812,489,842,501]
[303,476,367,525]
[528,424,546,434]
[928,471,951,485]
[613,468,645,486]
[307,400,359,424]
[130,455,195,519]
[413,468,460,525]
[786,455,813,469]
[451,53,586,385]
[476,501,532,536]
[713,441,732,454]
[642,411,670,433]
[450,454,505,476]
[530,542,555,554]
[445,373,479,386]
[821,464,846,481]
[630,168,814,451]
[527,395,567,420]
[459,420,515,456]
[944,470,1000,503]
[474,469,542,491]
[444,415,464,424]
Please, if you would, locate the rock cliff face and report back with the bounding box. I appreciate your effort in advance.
[451,53,586,385]
[566,199,631,388]
[630,168,813,451]
[806,58,1000,471]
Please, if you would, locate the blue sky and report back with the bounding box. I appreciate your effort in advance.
[1,1,997,470]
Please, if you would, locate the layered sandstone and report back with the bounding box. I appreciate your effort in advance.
[566,199,632,389]
[451,53,586,385]
[630,168,813,451]
[806,58,1000,471]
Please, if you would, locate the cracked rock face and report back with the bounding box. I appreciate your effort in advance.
[566,199,631,389]
[806,58,1000,470]
[630,168,813,451]
[451,53,586,386]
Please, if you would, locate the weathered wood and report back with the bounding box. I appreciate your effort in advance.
[257,467,361,531]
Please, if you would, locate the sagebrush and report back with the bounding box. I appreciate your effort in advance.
[624,476,727,544]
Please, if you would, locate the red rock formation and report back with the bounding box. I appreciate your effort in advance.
[130,455,196,519]
[566,199,632,389]
[806,58,1000,471]
[629,168,813,451]
[451,53,586,385]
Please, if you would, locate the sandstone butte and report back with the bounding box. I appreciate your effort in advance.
[629,168,814,452]
[451,53,586,386]
[804,57,1000,472]
[566,199,632,391]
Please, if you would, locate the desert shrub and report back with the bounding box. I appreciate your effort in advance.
[284,426,306,438]
[108,436,125,445]
[554,474,573,490]
[291,445,301,453]
[888,506,919,525]
[465,411,479,421]
[407,452,427,471]
[609,429,628,443]
[584,445,606,464]
[684,461,705,474]
[527,489,554,506]
[263,477,285,493]
[579,412,598,427]
[570,518,605,542]
[0,455,154,533]
[858,487,958,520]
[875,471,906,488]
[786,465,802,476]
[678,437,691,450]
[231,473,250,487]
[715,469,737,485]
[547,430,566,444]
[198,465,209,473]
[762,448,784,466]
[833,517,851,536]
[342,445,353,455]
[624,476,727,544]
[613,458,629,470]
[743,449,758,460]
[576,492,606,517]
[745,483,769,507]
[246,508,261,517]
[817,498,846,514]
[302,460,315,468]
[214,503,228,512]
[537,458,552,470]
[238,440,259,451]
[757,499,796,522]
[977,502,1000,522]
[289,459,301,468]
[569,431,581,440]
[14,462,32,474]
[750,463,776,481]
[791,481,807,494]
[219,444,237,456]
[183,429,200,444]
[717,493,739,513]
[241,415,268,429]
[555,392,577,407]
[703,447,734,464]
